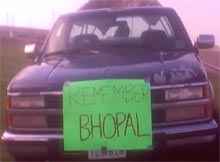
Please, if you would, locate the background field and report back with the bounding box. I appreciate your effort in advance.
[200,47,220,115]
[0,40,219,161]
[1,40,30,161]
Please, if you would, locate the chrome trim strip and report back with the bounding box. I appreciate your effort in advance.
[8,109,62,115]
[40,91,63,95]
[2,120,217,142]
[150,82,208,90]
[10,119,211,132]
[7,82,208,96]
[153,98,210,109]
[153,118,211,127]
[8,91,63,96]
[10,128,62,132]
[153,120,218,135]
[7,97,209,115]
[1,132,62,142]
[7,98,209,115]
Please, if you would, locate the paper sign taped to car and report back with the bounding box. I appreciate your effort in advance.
[63,79,152,151]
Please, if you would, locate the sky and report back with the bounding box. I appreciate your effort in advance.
[0,0,219,45]
[159,0,220,45]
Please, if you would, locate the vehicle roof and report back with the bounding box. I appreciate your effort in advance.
[60,7,176,19]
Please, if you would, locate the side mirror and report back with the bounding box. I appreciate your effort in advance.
[24,44,39,59]
[196,34,215,49]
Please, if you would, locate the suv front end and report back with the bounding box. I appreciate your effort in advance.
[2,82,218,160]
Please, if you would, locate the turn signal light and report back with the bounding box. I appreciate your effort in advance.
[203,85,211,98]
[203,85,212,118]
[6,96,11,109]
[205,104,212,118]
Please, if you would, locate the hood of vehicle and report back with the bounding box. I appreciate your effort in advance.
[8,63,54,92]
[8,52,207,92]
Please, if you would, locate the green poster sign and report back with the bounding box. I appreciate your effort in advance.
[63,79,152,151]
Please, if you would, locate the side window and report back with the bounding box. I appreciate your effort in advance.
[69,24,103,39]
[129,17,149,37]
[86,25,96,34]
[151,16,174,37]
[105,26,118,38]
[116,16,149,38]
[152,20,164,31]
[160,16,174,36]
[47,21,67,52]
[87,25,103,38]
[70,25,82,37]
[56,23,64,37]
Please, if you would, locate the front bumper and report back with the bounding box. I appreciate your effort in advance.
[2,119,218,160]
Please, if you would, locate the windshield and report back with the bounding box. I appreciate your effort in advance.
[44,11,192,55]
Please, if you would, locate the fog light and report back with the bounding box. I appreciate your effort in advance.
[11,115,47,128]
[165,106,205,122]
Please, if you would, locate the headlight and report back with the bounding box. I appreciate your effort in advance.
[165,87,203,101]
[10,96,45,108]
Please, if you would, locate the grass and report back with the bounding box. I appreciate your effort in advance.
[207,72,220,115]
[1,40,30,131]
[200,47,220,67]
[1,39,30,161]
[199,46,220,115]
[0,40,219,161]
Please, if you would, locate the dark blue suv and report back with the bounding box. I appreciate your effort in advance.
[2,7,219,161]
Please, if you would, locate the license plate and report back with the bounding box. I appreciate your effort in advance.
[88,149,126,160]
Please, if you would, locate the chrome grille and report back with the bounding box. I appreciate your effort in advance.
[45,90,165,129]
[45,95,62,109]
[47,115,63,128]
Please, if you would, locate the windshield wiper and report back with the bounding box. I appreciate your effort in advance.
[163,50,189,56]
[43,49,100,59]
